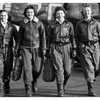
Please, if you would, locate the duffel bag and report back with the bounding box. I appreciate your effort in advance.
[43,58,55,82]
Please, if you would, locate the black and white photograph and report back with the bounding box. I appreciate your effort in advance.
[0,2,100,98]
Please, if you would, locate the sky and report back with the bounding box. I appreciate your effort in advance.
[0,3,4,9]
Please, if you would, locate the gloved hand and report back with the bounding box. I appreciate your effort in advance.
[72,50,76,59]
[42,49,46,56]
[45,50,50,59]
[42,49,46,62]
[14,49,20,57]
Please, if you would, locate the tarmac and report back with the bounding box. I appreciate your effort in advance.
[3,66,100,97]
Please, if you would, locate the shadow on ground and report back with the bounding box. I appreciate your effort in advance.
[4,88,88,97]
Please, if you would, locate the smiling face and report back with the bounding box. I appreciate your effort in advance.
[0,11,8,23]
[26,8,35,20]
[82,6,92,19]
[56,10,65,22]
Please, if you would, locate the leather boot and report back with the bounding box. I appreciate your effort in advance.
[4,79,10,94]
[63,81,67,92]
[0,82,4,97]
[25,84,32,97]
[63,85,66,92]
[63,75,70,92]
[57,83,64,97]
[32,80,38,93]
[87,82,96,96]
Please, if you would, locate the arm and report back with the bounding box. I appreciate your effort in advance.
[75,22,80,49]
[97,21,100,43]
[69,23,77,59]
[38,21,46,56]
[69,23,76,50]
[47,24,52,51]
[15,23,24,51]
[46,24,52,59]
[75,22,81,58]
[39,21,46,50]
[12,25,18,46]
[14,22,24,57]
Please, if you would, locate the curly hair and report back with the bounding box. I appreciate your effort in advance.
[0,9,8,15]
[81,4,93,17]
[23,5,37,17]
[0,9,10,21]
[53,6,66,20]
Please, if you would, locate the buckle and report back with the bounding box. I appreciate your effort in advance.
[59,43,62,46]
[3,44,9,48]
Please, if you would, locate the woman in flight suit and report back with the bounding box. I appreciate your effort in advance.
[15,5,46,97]
[0,9,17,96]
[75,4,100,96]
[47,6,76,97]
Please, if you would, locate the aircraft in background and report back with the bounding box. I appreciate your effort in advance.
[2,3,100,28]
[1,3,100,67]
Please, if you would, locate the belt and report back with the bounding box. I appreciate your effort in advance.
[2,44,10,48]
[80,40,99,45]
[52,42,70,46]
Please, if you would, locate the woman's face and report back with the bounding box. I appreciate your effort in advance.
[82,7,92,18]
[0,11,8,23]
[26,9,35,20]
[56,10,65,21]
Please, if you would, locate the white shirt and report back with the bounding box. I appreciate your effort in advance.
[1,21,7,28]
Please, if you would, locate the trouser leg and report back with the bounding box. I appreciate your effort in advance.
[23,70,32,97]
[24,83,32,97]
[63,44,72,91]
[22,48,33,96]
[3,47,13,94]
[32,48,43,92]
[55,70,64,97]
[50,44,64,97]
[87,81,96,96]
[0,53,4,96]
[0,79,4,97]
[94,48,100,79]
[80,48,95,82]
[79,46,99,96]
[0,72,4,97]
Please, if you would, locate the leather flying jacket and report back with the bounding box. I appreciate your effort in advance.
[47,20,76,50]
[0,21,17,49]
[16,17,46,50]
[75,18,100,46]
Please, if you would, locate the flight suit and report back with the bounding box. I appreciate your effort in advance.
[0,22,17,95]
[0,51,4,97]
[16,17,46,96]
[47,20,76,95]
[75,18,100,95]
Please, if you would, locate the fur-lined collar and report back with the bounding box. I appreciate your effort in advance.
[23,16,39,23]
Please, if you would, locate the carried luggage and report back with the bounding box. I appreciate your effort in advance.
[12,57,23,81]
[43,58,55,82]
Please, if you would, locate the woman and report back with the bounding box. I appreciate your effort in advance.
[0,9,17,96]
[75,4,100,96]
[47,6,76,97]
[15,5,46,97]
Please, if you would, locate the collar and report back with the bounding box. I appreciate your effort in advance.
[23,16,39,24]
[0,21,12,29]
[82,17,95,22]
[1,21,7,25]
[55,19,68,24]
[0,21,8,28]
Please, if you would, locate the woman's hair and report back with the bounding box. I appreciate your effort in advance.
[53,6,66,20]
[0,9,11,21]
[63,3,69,11]
[0,9,8,15]
[23,5,37,17]
[81,4,93,17]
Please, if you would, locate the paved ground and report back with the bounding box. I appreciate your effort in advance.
[4,66,100,97]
